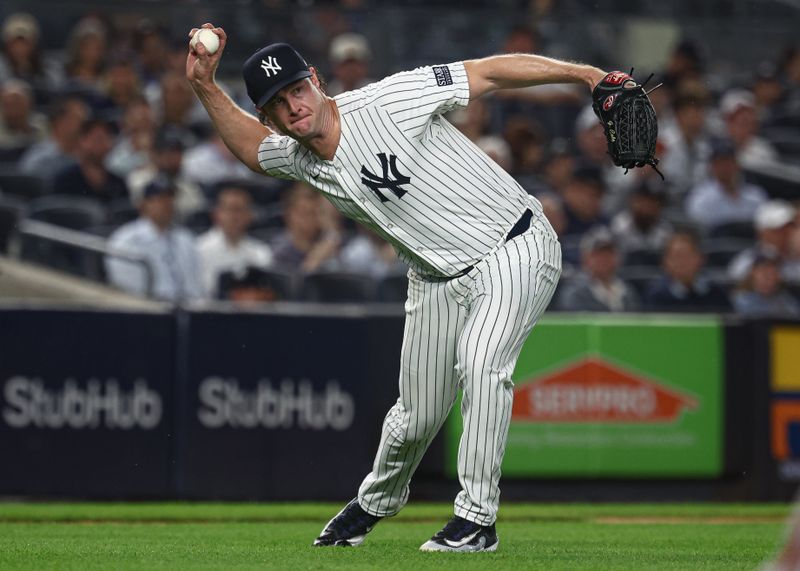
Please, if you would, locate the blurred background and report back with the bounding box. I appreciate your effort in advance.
[1,0,800,503]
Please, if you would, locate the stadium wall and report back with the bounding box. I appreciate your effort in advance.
[0,306,796,501]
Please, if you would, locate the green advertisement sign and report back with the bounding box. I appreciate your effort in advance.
[445,315,724,477]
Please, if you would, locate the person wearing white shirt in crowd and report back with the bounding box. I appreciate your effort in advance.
[686,137,767,231]
[729,200,800,283]
[182,132,256,186]
[106,178,205,301]
[720,89,780,170]
[657,80,712,200]
[196,185,273,298]
[105,97,156,178]
[340,227,405,279]
[126,125,206,220]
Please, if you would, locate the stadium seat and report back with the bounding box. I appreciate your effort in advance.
[622,248,661,268]
[108,198,139,226]
[703,238,753,269]
[251,205,285,232]
[0,170,48,201]
[28,195,107,231]
[708,222,755,241]
[302,271,376,302]
[618,266,661,298]
[376,272,409,302]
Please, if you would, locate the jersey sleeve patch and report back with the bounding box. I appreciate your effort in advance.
[432,65,453,87]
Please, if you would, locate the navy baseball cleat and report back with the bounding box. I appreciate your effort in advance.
[419,516,498,552]
[313,498,383,547]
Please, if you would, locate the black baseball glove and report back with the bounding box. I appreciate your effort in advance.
[591,71,663,178]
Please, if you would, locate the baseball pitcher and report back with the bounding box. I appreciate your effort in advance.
[186,23,658,552]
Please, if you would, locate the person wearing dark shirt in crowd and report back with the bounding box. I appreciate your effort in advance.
[732,249,800,317]
[51,117,128,203]
[561,164,608,238]
[559,226,640,312]
[20,96,88,179]
[271,183,341,273]
[611,178,673,265]
[646,230,731,313]
[559,164,609,265]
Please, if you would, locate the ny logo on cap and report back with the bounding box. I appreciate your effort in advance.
[261,56,282,77]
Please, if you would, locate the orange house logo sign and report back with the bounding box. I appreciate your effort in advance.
[512,357,698,423]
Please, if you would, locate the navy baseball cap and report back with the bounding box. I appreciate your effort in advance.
[242,43,312,109]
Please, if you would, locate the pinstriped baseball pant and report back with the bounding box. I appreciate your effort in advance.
[358,211,561,526]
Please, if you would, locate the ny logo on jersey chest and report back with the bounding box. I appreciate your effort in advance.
[360,153,411,203]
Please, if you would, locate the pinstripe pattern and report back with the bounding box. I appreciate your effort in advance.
[257,61,534,279]
[360,205,561,524]
[256,63,562,528]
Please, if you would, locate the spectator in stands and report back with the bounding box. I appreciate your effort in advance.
[729,200,800,283]
[157,72,196,130]
[0,13,63,100]
[106,178,205,301]
[779,45,800,116]
[658,80,712,199]
[0,79,46,154]
[751,63,785,124]
[64,18,108,92]
[686,137,767,231]
[663,40,705,86]
[133,22,169,91]
[646,230,730,312]
[503,116,549,193]
[720,89,780,170]
[732,250,800,317]
[611,179,673,265]
[271,183,341,273]
[326,33,374,96]
[541,140,576,195]
[51,117,128,203]
[196,185,273,298]
[558,226,640,312]
[102,57,142,115]
[574,105,639,215]
[340,227,404,278]
[560,164,608,239]
[106,97,155,178]
[127,126,205,220]
[183,133,255,186]
[19,97,87,179]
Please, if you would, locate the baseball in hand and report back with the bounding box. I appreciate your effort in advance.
[190,29,220,55]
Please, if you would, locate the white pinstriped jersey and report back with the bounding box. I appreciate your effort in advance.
[257,61,541,278]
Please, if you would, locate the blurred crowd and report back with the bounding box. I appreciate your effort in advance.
[2,10,800,314]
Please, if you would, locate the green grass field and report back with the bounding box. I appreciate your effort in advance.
[0,502,790,570]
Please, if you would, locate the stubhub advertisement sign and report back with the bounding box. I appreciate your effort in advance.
[0,309,175,496]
